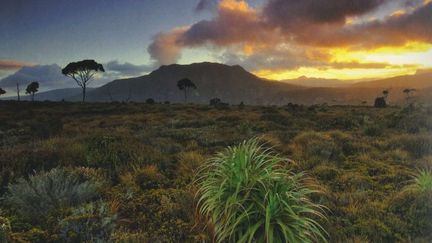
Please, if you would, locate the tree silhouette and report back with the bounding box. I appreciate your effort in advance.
[16,82,20,101]
[62,60,105,102]
[177,78,196,102]
[26,82,39,101]
[403,88,416,101]
[374,97,386,108]
[0,88,5,96]
[382,89,389,100]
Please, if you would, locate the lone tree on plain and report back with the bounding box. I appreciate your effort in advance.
[403,88,416,101]
[26,82,39,101]
[62,60,105,102]
[0,88,6,96]
[16,82,21,101]
[382,89,390,100]
[177,78,196,103]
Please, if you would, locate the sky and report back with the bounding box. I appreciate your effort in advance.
[1,0,431,90]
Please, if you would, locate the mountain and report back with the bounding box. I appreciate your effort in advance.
[84,62,303,104]
[351,70,432,89]
[0,64,72,91]
[281,76,353,88]
[6,62,431,105]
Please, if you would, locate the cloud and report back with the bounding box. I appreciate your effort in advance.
[147,27,189,66]
[0,64,71,91]
[195,0,218,12]
[0,60,32,70]
[0,63,124,92]
[263,0,388,28]
[106,60,152,76]
[295,2,432,48]
[147,0,432,74]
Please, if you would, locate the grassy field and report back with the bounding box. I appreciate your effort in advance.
[0,101,431,242]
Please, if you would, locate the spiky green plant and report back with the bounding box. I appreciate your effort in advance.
[405,169,432,194]
[195,139,327,243]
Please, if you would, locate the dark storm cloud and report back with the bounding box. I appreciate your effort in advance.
[147,0,432,70]
[195,0,218,11]
[106,61,152,76]
[263,0,388,28]
[299,2,432,48]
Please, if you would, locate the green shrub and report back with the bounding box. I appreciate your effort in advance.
[195,139,327,243]
[58,201,117,242]
[6,168,100,223]
[404,169,432,195]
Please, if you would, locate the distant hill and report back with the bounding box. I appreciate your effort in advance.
[7,62,431,105]
[282,76,353,88]
[84,62,303,104]
[1,88,92,101]
[351,71,432,89]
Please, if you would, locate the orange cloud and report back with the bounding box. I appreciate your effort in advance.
[147,0,432,80]
[0,60,32,70]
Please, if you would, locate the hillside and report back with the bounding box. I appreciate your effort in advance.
[4,62,431,105]
[83,62,302,104]
[352,71,432,89]
[83,63,432,105]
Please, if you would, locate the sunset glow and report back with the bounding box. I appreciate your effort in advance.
[1,0,432,86]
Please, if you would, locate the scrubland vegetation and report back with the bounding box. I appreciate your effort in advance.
[0,101,431,242]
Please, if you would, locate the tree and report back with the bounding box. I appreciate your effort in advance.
[62,60,105,102]
[25,82,39,101]
[374,97,386,108]
[382,89,389,100]
[403,88,416,101]
[0,88,5,96]
[177,78,196,103]
[16,82,20,101]
[209,98,221,106]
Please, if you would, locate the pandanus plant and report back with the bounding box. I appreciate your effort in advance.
[195,138,328,243]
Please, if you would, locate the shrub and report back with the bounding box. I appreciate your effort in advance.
[58,201,117,242]
[25,116,63,138]
[145,98,155,104]
[0,215,11,242]
[6,168,100,223]
[210,98,221,106]
[396,135,432,159]
[195,139,327,243]
[290,131,343,167]
[363,123,384,137]
[404,169,432,194]
[176,151,205,183]
[134,165,165,190]
[374,97,386,108]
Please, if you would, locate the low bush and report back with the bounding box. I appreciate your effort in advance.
[6,168,100,224]
[58,201,117,242]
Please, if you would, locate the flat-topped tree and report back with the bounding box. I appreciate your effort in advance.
[177,78,196,103]
[26,82,39,101]
[0,88,5,96]
[62,60,104,102]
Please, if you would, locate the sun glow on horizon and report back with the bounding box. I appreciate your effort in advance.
[254,42,432,81]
